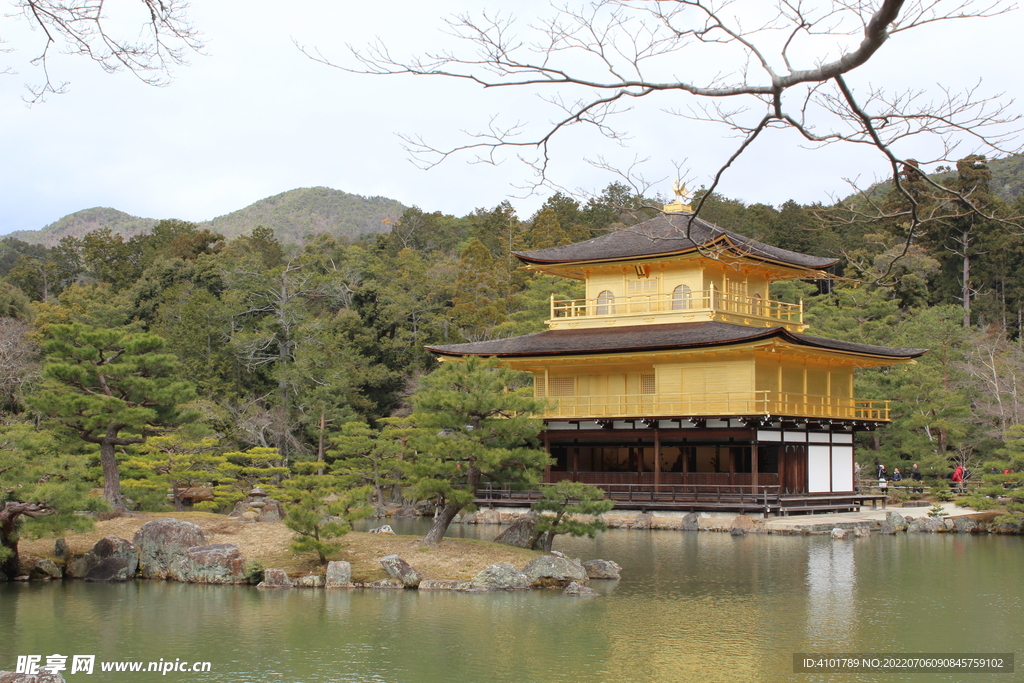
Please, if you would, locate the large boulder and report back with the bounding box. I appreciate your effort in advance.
[522,555,588,588]
[66,536,138,581]
[172,543,247,584]
[630,512,653,530]
[909,517,944,533]
[562,581,599,597]
[492,512,540,549]
[953,516,979,534]
[31,559,62,580]
[134,519,206,579]
[885,511,908,531]
[681,512,700,531]
[470,564,530,590]
[256,568,293,588]
[380,555,423,587]
[325,561,352,588]
[582,559,621,579]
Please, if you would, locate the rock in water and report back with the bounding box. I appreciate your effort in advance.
[522,555,588,588]
[256,568,294,588]
[492,512,539,549]
[325,561,352,587]
[380,555,424,587]
[953,516,978,534]
[562,581,599,596]
[66,536,138,581]
[885,511,908,531]
[582,559,621,580]
[31,559,62,580]
[173,543,247,584]
[133,519,206,579]
[470,564,530,590]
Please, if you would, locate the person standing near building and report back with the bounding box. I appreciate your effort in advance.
[952,465,965,494]
[911,463,923,493]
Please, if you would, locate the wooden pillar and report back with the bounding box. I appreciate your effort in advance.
[728,446,735,489]
[751,443,759,492]
[572,448,579,482]
[654,430,661,491]
[778,446,787,494]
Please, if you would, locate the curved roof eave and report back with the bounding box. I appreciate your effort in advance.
[513,214,838,271]
[425,322,926,361]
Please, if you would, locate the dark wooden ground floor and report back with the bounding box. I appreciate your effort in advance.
[476,421,886,514]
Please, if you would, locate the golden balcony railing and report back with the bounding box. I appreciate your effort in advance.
[541,391,890,421]
[550,290,803,326]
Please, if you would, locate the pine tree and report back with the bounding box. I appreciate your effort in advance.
[407,356,550,545]
[532,481,614,552]
[0,424,101,577]
[27,323,197,512]
[283,463,372,564]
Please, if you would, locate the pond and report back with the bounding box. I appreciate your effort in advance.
[1,523,1020,683]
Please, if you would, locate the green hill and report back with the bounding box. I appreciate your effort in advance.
[6,207,156,246]
[203,187,404,242]
[7,187,406,246]
[844,154,1024,207]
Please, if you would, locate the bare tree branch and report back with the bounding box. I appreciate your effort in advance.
[7,0,203,103]
[310,0,1022,261]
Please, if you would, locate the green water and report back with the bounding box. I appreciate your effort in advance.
[1,528,1021,683]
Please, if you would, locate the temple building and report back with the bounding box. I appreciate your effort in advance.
[427,198,925,514]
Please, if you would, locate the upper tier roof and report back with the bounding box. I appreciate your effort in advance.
[514,213,837,270]
[426,321,926,360]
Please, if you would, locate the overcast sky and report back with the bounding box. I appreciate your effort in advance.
[1,0,1021,236]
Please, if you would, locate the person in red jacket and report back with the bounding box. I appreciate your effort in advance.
[952,465,965,494]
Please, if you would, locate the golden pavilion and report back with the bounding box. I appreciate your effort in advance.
[427,202,924,514]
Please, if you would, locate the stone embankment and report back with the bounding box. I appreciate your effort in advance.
[459,503,1014,536]
[11,517,619,596]
[256,550,613,597]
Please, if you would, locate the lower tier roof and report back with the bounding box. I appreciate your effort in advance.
[426,321,926,360]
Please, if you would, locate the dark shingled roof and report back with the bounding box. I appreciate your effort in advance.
[426,321,926,360]
[514,213,837,269]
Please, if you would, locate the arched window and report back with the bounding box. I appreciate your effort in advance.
[710,284,721,309]
[671,284,692,310]
[751,292,762,316]
[596,290,615,315]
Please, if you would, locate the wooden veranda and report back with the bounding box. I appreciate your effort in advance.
[474,482,886,516]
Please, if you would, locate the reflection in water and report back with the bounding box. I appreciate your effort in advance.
[805,540,856,646]
[1,529,1022,683]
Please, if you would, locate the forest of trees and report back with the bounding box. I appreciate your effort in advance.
[4,156,1024,568]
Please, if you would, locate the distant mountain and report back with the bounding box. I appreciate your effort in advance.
[844,154,1024,206]
[203,187,405,242]
[6,187,406,246]
[6,207,157,246]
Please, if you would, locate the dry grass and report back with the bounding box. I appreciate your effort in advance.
[19,512,541,582]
